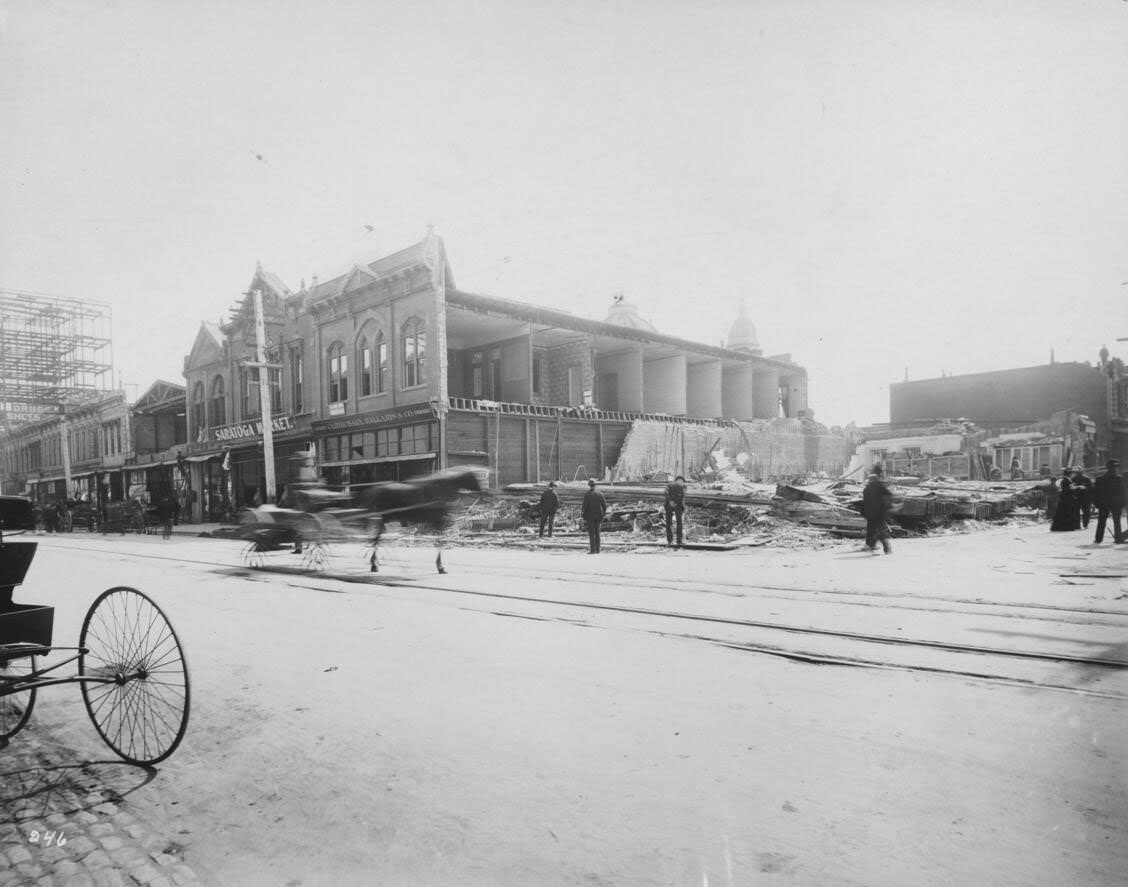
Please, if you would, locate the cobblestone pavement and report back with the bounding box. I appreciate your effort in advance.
[0,724,216,887]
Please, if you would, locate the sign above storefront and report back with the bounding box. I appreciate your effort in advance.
[208,414,296,443]
[313,404,435,434]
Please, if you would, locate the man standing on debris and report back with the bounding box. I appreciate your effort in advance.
[861,472,894,555]
[538,481,560,538]
[581,479,608,554]
[664,474,687,547]
[1093,459,1125,544]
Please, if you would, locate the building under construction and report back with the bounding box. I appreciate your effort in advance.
[0,288,114,427]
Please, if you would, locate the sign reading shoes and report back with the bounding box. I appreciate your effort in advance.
[209,414,296,442]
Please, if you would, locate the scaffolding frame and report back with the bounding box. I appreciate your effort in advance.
[0,289,113,418]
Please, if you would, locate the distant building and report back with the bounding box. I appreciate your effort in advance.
[855,357,1122,479]
[890,362,1107,430]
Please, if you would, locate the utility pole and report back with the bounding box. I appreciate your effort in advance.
[244,289,280,503]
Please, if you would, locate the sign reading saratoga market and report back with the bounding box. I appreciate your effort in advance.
[209,414,296,443]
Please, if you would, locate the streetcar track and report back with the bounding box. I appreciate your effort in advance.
[41,536,1128,622]
[38,537,1128,674]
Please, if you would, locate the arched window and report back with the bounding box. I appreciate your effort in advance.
[357,328,388,397]
[375,331,387,394]
[191,382,205,435]
[328,342,349,403]
[359,336,373,397]
[210,376,226,427]
[401,318,426,388]
[242,365,260,418]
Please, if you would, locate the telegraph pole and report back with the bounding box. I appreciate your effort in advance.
[245,289,279,503]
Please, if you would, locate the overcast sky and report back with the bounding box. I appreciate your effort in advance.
[2,0,1126,427]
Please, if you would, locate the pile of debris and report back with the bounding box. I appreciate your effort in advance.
[487,472,1049,549]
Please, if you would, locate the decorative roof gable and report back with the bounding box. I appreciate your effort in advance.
[133,379,186,414]
[185,322,225,371]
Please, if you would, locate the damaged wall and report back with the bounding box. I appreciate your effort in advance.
[611,418,847,482]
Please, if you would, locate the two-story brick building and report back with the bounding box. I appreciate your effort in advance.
[179,231,819,518]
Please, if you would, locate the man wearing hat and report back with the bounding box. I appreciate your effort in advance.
[580,479,608,554]
[538,481,560,538]
[664,474,687,547]
[861,471,894,555]
[1093,458,1125,544]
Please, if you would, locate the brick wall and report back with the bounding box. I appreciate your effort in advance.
[891,363,1107,426]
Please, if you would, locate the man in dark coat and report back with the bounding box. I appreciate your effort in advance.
[664,475,687,547]
[1093,459,1125,544]
[155,494,177,540]
[861,473,893,555]
[1071,468,1093,529]
[538,482,560,538]
[581,479,607,554]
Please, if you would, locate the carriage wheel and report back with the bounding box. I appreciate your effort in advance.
[0,655,37,742]
[302,542,330,572]
[79,587,190,765]
[241,541,267,569]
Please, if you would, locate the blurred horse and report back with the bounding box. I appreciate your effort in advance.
[355,467,487,574]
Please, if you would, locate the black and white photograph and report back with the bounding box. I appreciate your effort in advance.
[1,1,1126,885]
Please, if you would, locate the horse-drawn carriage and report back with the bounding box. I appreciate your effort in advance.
[236,467,488,575]
[0,496,190,764]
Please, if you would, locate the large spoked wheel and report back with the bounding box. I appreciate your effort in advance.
[241,540,267,568]
[79,587,190,765]
[0,655,37,742]
[301,542,330,572]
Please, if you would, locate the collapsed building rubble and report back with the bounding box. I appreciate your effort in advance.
[438,420,1056,549]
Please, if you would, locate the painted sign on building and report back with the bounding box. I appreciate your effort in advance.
[207,414,296,443]
[313,404,435,434]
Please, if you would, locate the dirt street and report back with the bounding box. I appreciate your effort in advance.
[8,526,1127,887]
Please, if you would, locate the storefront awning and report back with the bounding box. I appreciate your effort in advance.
[183,454,219,463]
[319,452,437,468]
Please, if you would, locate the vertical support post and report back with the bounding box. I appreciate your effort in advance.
[253,289,277,504]
[60,417,72,497]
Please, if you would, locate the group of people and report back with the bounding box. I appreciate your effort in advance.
[1050,459,1125,543]
[536,474,689,554]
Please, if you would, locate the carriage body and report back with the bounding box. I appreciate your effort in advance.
[0,495,190,764]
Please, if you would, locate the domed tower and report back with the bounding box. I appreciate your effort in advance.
[726,302,762,355]
[604,293,658,332]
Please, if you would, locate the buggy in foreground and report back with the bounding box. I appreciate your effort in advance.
[0,496,190,765]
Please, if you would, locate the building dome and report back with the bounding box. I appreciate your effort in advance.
[727,302,761,354]
[604,293,657,332]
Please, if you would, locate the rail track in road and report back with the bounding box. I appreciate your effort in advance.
[39,536,1128,699]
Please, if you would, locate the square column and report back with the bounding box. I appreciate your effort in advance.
[687,359,723,419]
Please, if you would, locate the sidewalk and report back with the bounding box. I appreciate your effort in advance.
[0,726,214,887]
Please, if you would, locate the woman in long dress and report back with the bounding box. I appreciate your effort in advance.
[1050,469,1078,531]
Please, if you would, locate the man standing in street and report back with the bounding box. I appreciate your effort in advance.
[664,474,686,547]
[581,479,607,554]
[1072,467,1093,529]
[861,472,894,555]
[538,481,560,538]
[1093,458,1125,544]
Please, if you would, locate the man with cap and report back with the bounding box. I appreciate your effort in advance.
[861,471,894,554]
[664,474,687,547]
[581,479,608,554]
[538,481,560,538]
[1093,458,1125,544]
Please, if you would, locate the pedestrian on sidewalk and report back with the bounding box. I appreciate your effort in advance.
[538,482,560,538]
[861,472,893,555]
[1050,468,1078,532]
[1093,458,1125,544]
[581,479,607,554]
[155,494,176,540]
[664,474,686,547]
